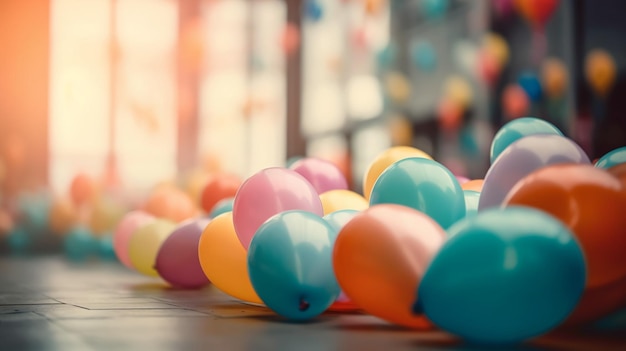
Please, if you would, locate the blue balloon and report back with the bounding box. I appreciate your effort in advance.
[415,207,586,345]
[369,157,465,229]
[323,209,359,232]
[490,117,563,164]
[98,234,117,261]
[420,0,449,20]
[248,210,340,321]
[595,146,626,169]
[64,227,96,261]
[209,197,234,219]
[7,226,32,254]
[517,72,543,102]
[463,190,480,218]
[304,0,323,22]
[411,41,437,72]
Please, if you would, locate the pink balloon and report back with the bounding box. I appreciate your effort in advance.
[456,176,470,184]
[289,157,348,194]
[233,168,324,249]
[155,219,211,289]
[113,211,155,268]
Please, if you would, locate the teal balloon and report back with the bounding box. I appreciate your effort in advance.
[376,43,398,70]
[248,210,340,321]
[369,157,465,229]
[463,190,480,217]
[595,146,626,169]
[209,197,234,218]
[323,209,359,232]
[490,117,563,164]
[411,41,437,72]
[98,234,117,261]
[7,226,32,254]
[420,0,449,19]
[64,227,96,261]
[416,207,586,345]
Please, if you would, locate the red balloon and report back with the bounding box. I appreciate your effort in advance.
[437,98,463,131]
[514,0,560,28]
[477,50,501,86]
[502,84,530,120]
[200,174,242,214]
[69,173,98,206]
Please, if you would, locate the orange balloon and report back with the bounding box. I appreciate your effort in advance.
[502,84,530,120]
[281,23,300,56]
[437,98,464,132]
[143,187,196,223]
[48,197,78,236]
[69,173,98,206]
[462,179,484,192]
[503,164,626,288]
[333,204,446,329]
[200,173,242,214]
[563,274,626,326]
[542,58,568,98]
[585,49,617,97]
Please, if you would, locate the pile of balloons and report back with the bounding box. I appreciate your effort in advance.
[111,116,626,346]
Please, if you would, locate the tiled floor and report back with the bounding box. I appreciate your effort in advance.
[0,256,624,351]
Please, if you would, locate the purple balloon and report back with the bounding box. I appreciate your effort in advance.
[289,157,348,194]
[478,134,590,211]
[155,219,211,289]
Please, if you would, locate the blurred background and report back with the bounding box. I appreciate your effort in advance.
[1,0,625,254]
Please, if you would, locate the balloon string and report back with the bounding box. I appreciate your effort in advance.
[532,29,547,66]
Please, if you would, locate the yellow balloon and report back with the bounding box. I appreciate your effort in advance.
[128,219,176,277]
[320,190,368,215]
[444,75,473,109]
[541,58,568,99]
[483,33,509,68]
[198,212,262,304]
[585,49,616,96]
[385,71,412,103]
[363,146,433,200]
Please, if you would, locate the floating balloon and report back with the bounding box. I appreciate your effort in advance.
[514,0,560,28]
[143,187,196,223]
[64,227,96,261]
[334,204,444,328]
[69,173,98,206]
[420,0,449,20]
[128,219,176,277]
[503,164,626,288]
[290,158,348,194]
[411,40,437,72]
[199,212,262,304]
[200,173,241,214]
[437,97,464,132]
[479,134,590,211]
[463,190,480,217]
[483,33,510,68]
[585,49,616,97]
[417,207,585,344]
[113,211,155,269]
[233,168,323,250]
[490,117,563,164]
[363,146,433,200]
[461,179,484,192]
[319,190,368,215]
[281,23,300,56]
[384,71,412,103]
[595,146,626,170]
[502,84,530,120]
[248,211,339,320]
[445,75,473,109]
[209,197,234,219]
[518,71,543,102]
[48,198,78,236]
[304,0,323,22]
[155,219,210,289]
[477,49,502,86]
[541,58,568,98]
[370,158,465,229]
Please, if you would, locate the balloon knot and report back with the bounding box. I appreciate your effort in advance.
[299,298,310,311]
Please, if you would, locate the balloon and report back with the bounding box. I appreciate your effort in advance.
[143,187,196,223]
[334,204,444,328]
[248,211,339,320]
[437,97,464,132]
[585,49,616,97]
[479,134,590,211]
[463,190,480,217]
[69,173,98,206]
[370,158,465,229]
[461,179,483,192]
[518,71,543,102]
[514,0,560,28]
[89,196,126,237]
[490,117,563,164]
[209,197,234,219]
[384,71,412,103]
[290,158,348,194]
[420,0,449,20]
[113,211,155,268]
[7,226,31,254]
[155,219,210,289]
[502,84,530,120]
[445,75,473,109]
[411,40,437,72]
[503,164,626,288]
[319,190,368,215]
[233,168,323,250]
[200,173,241,214]
[483,33,510,68]
[18,193,51,234]
[595,146,626,169]
[98,234,117,261]
[199,212,262,304]
[363,146,433,200]
[477,49,501,86]
[64,227,97,261]
[128,219,176,277]
[48,198,78,236]
[281,23,300,56]
[416,207,585,344]
[304,0,323,22]
[388,114,414,146]
[541,58,568,98]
